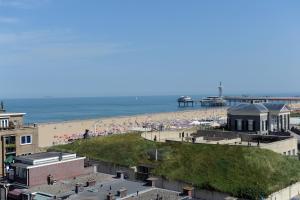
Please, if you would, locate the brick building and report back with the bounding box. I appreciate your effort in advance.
[11,152,86,187]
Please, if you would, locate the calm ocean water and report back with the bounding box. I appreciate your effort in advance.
[3,96,206,123]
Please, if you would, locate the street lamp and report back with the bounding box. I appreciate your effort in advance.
[94,120,102,135]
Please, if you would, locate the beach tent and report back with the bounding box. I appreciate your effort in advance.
[190,121,201,125]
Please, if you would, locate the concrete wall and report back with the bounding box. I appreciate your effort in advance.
[261,137,298,155]
[267,182,300,200]
[9,115,24,128]
[157,177,300,200]
[92,160,136,181]
[15,128,39,156]
[28,158,85,186]
[155,177,232,200]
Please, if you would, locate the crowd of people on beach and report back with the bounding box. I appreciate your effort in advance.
[52,109,227,145]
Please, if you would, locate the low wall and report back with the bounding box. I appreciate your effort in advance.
[83,166,97,174]
[155,177,232,200]
[261,137,298,155]
[91,160,136,181]
[267,182,300,200]
[91,158,300,200]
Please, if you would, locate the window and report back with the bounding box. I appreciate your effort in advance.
[20,135,32,145]
[248,120,253,131]
[0,119,9,128]
[5,136,16,145]
[262,120,265,131]
[237,119,242,131]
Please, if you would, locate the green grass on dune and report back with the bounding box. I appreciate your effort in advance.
[49,133,300,199]
[51,133,158,166]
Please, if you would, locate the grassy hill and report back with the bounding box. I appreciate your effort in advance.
[49,133,300,199]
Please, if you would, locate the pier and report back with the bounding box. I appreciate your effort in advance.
[178,96,300,108]
[224,96,300,105]
[177,82,300,107]
[177,96,194,107]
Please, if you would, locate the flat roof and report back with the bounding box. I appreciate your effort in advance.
[14,152,80,167]
[29,173,114,197]
[67,179,184,200]
[16,152,73,161]
[0,113,26,117]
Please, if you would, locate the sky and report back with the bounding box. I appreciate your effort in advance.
[1,0,300,98]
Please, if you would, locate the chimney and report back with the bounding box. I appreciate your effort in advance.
[86,178,96,187]
[116,171,124,179]
[147,177,158,187]
[117,187,127,198]
[75,183,79,194]
[183,186,194,199]
[107,192,114,200]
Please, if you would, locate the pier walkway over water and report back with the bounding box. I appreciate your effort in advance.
[224,96,300,105]
[177,95,300,108]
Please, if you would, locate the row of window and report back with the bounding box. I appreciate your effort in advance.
[235,119,256,131]
[2,135,32,146]
[283,149,296,156]
[234,119,269,132]
[0,119,9,128]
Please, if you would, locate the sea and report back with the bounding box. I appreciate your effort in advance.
[2,95,207,123]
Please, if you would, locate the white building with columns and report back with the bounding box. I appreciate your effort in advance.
[228,103,291,134]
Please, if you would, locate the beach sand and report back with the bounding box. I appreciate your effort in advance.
[37,108,227,147]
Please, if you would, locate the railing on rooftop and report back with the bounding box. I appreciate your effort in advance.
[0,123,37,131]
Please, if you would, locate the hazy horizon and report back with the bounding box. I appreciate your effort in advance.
[3,91,300,100]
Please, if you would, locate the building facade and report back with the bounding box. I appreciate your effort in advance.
[227,103,290,134]
[0,112,39,177]
[11,152,86,187]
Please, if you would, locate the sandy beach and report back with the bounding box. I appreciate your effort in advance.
[37,107,227,147]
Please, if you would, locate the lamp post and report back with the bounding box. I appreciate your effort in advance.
[94,120,102,136]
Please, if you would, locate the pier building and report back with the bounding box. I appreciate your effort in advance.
[177,82,226,107]
[177,96,194,107]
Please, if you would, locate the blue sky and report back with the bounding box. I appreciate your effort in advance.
[1,0,300,98]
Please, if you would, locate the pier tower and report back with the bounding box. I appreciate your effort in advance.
[218,82,223,97]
